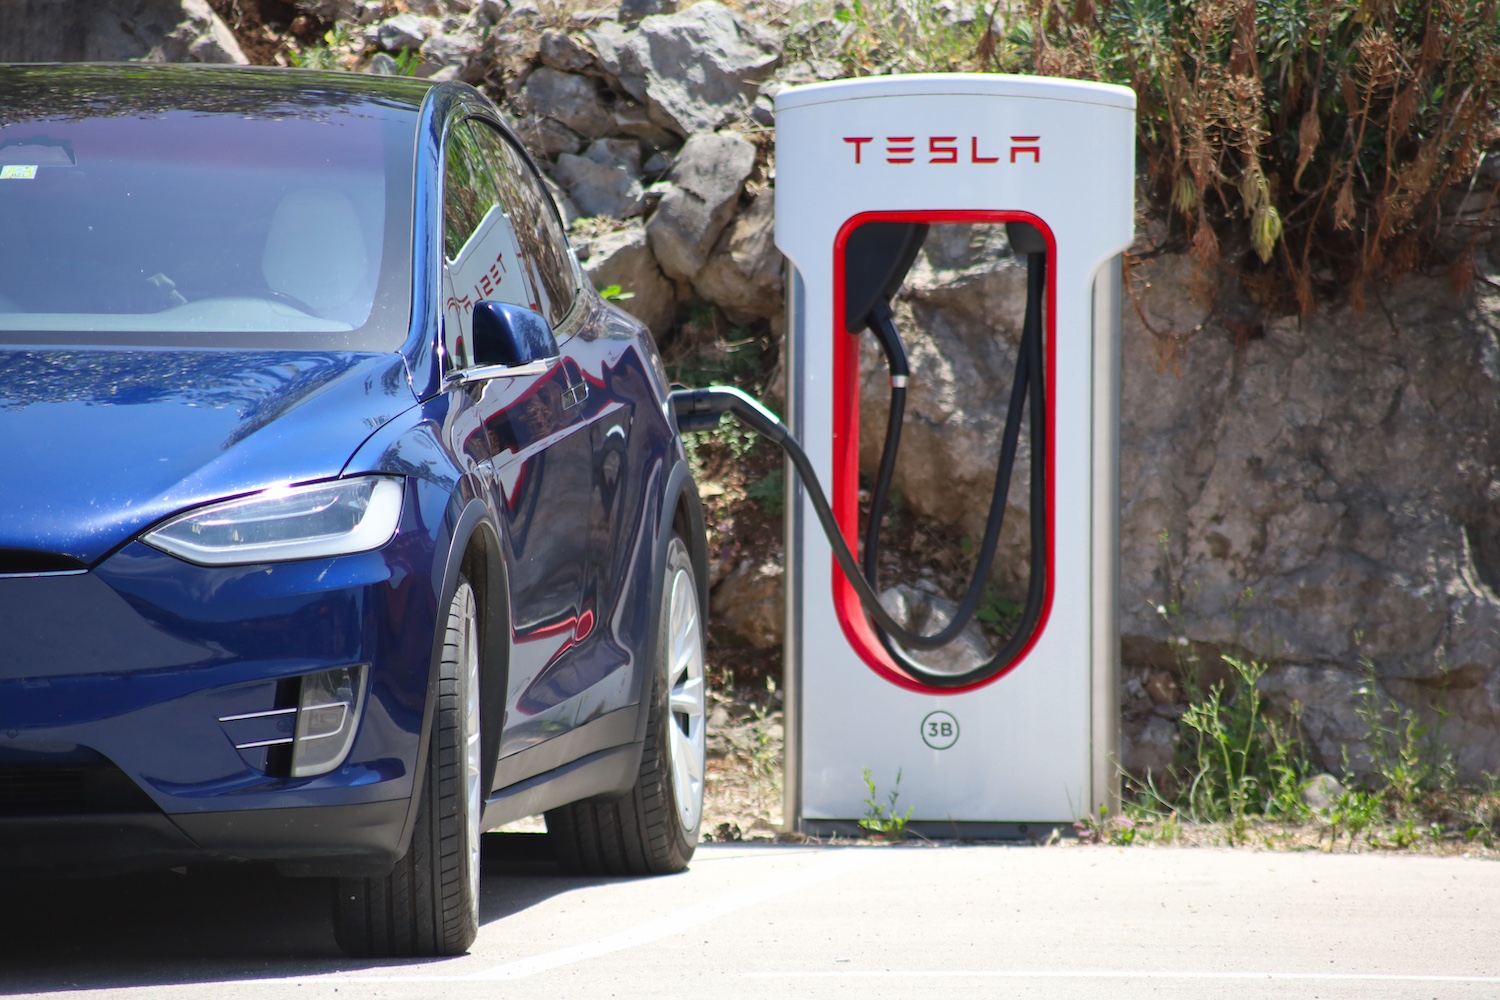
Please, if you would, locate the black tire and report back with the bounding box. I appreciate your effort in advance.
[333,577,483,957]
[547,535,706,875]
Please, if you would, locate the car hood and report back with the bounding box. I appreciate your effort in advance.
[0,348,417,565]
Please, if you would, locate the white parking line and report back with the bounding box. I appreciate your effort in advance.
[744,970,1500,984]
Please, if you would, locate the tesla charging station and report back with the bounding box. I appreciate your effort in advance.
[774,75,1136,834]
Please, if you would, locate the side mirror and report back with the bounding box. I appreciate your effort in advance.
[471,301,559,367]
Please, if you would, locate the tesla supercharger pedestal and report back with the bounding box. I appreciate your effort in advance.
[775,74,1135,835]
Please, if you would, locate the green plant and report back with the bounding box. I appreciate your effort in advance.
[975,585,1023,633]
[673,345,765,387]
[289,26,353,71]
[598,283,635,302]
[1463,772,1500,846]
[746,678,783,781]
[1175,655,1308,839]
[290,44,338,70]
[786,0,983,75]
[859,767,914,840]
[1351,658,1457,821]
[681,417,763,473]
[1075,804,1142,845]
[393,48,424,77]
[1325,787,1382,851]
[744,467,785,517]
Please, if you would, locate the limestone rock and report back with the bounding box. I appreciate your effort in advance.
[419,32,481,76]
[519,67,614,140]
[611,100,679,150]
[1121,715,1178,780]
[474,0,507,25]
[0,0,248,63]
[1117,258,1500,779]
[294,0,358,19]
[694,188,782,323]
[646,132,756,281]
[553,139,645,220]
[363,52,399,74]
[538,29,594,72]
[590,2,780,136]
[1301,773,1346,811]
[619,0,677,26]
[583,223,676,338]
[877,584,994,676]
[375,13,437,51]
[1258,665,1375,778]
[526,119,585,159]
[711,559,784,649]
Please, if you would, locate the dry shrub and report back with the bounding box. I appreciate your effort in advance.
[1006,0,1500,310]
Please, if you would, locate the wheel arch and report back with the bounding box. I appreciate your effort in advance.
[398,497,510,856]
[632,458,708,746]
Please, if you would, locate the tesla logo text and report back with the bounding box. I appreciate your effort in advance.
[475,250,508,300]
[843,135,1042,165]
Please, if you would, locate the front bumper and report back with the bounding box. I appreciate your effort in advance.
[0,485,449,874]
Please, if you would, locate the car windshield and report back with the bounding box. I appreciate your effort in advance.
[0,70,420,350]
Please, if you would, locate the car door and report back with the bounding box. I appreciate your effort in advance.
[493,136,641,745]
[440,118,593,764]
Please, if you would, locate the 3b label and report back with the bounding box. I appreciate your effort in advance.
[921,710,959,750]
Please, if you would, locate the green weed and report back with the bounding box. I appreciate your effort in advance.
[859,767,914,840]
[289,26,354,71]
[1175,656,1307,838]
[392,48,424,77]
[744,467,785,517]
[975,585,1023,633]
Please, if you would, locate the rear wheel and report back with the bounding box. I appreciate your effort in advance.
[333,577,483,957]
[547,535,706,874]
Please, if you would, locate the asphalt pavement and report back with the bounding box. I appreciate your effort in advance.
[2,836,1498,999]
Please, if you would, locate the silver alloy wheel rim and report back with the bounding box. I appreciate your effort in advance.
[460,585,482,908]
[666,565,706,832]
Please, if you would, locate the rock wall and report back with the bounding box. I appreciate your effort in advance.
[0,0,247,63]
[28,0,1500,784]
[1120,256,1500,782]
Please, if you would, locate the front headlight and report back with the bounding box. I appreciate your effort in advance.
[143,477,404,566]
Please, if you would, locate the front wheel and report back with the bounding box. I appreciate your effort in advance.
[547,534,706,874]
[333,577,483,956]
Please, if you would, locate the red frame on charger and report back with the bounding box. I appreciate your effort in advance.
[829,209,1057,694]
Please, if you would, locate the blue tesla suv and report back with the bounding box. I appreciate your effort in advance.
[0,64,709,956]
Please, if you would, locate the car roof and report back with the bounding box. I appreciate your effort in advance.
[0,62,437,121]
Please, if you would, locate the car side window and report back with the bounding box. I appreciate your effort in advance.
[441,120,538,370]
[469,123,579,330]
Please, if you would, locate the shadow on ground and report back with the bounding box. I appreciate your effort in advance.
[0,833,616,994]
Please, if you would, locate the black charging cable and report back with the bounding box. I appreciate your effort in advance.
[669,242,1047,689]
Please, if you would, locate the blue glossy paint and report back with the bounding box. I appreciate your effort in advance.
[0,350,415,563]
[0,66,699,874]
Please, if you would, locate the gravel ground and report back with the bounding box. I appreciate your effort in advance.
[702,687,784,841]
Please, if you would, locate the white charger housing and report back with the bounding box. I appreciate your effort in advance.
[775,74,1136,834]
